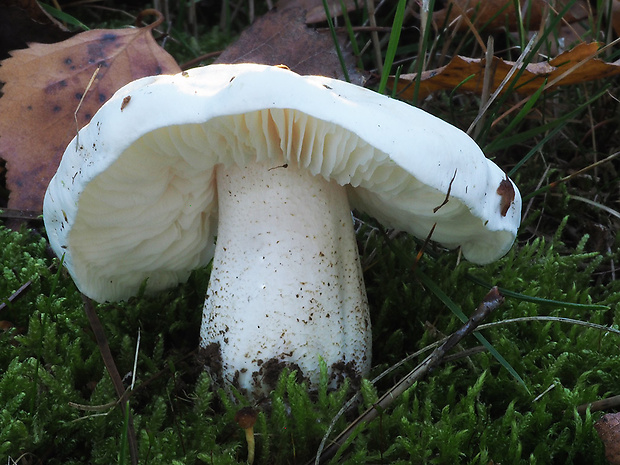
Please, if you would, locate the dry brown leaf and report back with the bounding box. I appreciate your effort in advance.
[216,0,362,83]
[389,42,620,100]
[0,11,180,212]
[434,0,589,32]
[595,412,620,465]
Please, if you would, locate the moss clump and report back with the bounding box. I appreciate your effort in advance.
[1,218,618,463]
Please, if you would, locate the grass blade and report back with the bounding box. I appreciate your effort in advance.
[489,79,547,144]
[39,3,90,30]
[411,0,436,104]
[467,273,609,310]
[321,0,350,82]
[415,269,528,391]
[484,86,607,158]
[378,0,407,94]
[504,87,608,175]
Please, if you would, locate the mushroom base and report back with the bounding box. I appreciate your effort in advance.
[200,160,371,397]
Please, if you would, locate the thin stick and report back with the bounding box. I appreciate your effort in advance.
[74,65,101,150]
[433,169,457,213]
[82,296,139,465]
[69,349,199,413]
[491,37,620,130]
[69,389,132,412]
[0,209,42,220]
[0,281,33,313]
[366,0,383,74]
[0,264,56,313]
[413,223,436,269]
[578,394,620,415]
[523,151,620,202]
[130,328,141,390]
[467,33,537,135]
[312,287,504,464]
[472,35,495,139]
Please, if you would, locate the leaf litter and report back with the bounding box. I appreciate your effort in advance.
[0,10,180,213]
[388,41,620,100]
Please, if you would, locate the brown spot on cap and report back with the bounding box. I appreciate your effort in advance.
[497,177,515,217]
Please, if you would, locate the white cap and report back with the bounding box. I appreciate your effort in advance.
[43,63,521,302]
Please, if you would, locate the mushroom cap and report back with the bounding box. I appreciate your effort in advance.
[43,63,521,302]
[234,407,258,429]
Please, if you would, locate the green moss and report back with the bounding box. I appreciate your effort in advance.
[2,2,619,461]
[1,216,617,463]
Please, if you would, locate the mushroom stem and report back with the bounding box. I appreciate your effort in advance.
[200,159,371,395]
[244,427,255,464]
[235,407,258,464]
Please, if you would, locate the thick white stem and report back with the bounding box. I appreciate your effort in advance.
[200,160,371,395]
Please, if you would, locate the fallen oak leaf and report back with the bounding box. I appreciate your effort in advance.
[0,9,180,213]
[388,42,620,100]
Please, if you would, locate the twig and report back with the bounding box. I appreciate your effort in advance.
[476,316,620,336]
[312,287,505,464]
[412,223,436,270]
[523,151,620,202]
[472,35,495,139]
[0,209,42,220]
[467,33,537,135]
[491,37,620,130]
[433,169,457,213]
[0,264,56,313]
[70,348,198,412]
[130,328,141,391]
[74,65,101,150]
[180,51,223,70]
[371,313,619,401]
[570,195,620,220]
[366,0,383,74]
[69,391,131,412]
[0,281,33,313]
[578,394,620,415]
[82,295,139,465]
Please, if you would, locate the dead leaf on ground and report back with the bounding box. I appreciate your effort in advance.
[595,412,620,465]
[434,0,589,32]
[389,42,620,100]
[0,10,180,213]
[216,0,363,83]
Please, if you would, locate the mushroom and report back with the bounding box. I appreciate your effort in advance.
[234,407,258,464]
[43,63,521,397]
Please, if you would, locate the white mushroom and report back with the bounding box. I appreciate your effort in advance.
[43,63,521,396]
